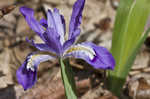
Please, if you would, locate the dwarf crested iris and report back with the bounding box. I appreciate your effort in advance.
[16,0,115,90]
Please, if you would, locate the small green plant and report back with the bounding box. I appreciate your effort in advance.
[108,0,150,96]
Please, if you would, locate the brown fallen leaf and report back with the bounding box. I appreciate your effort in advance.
[94,17,111,31]
[0,4,16,19]
[128,76,150,99]
[18,68,91,99]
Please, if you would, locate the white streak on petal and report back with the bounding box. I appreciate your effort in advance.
[52,9,65,45]
[26,54,54,71]
[63,44,96,60]
[26,55,35,71]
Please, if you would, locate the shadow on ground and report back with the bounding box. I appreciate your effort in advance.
[0,85,16,99]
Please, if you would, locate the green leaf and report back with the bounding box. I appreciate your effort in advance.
[108,0,150,96]
[60,58,77,99]
[124,28,150,77]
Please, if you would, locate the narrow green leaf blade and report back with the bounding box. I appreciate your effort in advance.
[108,0,150,96]
[124,28,150,77]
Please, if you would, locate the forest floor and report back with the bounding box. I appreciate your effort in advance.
[0,0,150,99]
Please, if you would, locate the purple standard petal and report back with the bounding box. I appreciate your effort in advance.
[47,9,65,45]
[63,29,80,50]
[69,0,85,39]
[63,42,115,69]
[47,9,56,29]
[43,28,63,55]
[20,6,45,40]
[60,15,66,35]
[39,18,48,28]
[16,53,55,90]
[26,38,57,54]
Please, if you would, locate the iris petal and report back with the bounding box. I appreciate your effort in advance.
[43,28,63,55]
[47,9,65,45]
[26,38,57,54]
[39,18,48,28]
[47,9,56,29]
[20,7,45,40]
[64,42,115,69]
[16,53,55,90]
[69,0,85,40]
[63,29,80,50]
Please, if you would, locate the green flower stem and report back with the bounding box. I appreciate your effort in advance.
[60,58,77,99]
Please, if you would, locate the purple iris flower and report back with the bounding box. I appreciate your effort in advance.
[16,0,115,90]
